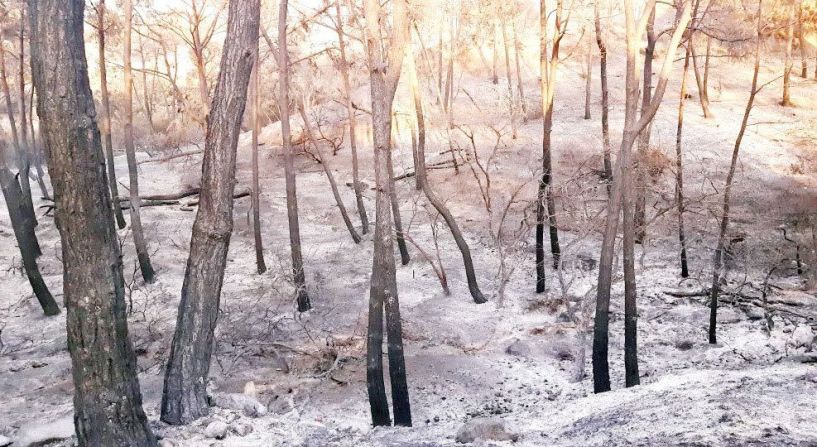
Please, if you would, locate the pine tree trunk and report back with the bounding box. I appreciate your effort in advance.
[710,3,762,344]
[782,6,794,107]
[96,0,127,229]
[160,0,260,424]
[0,168,59,316]
[279,0,311,312]
[124,0,156,283]
[29,1,157,443]
[334,0,369,234]
[250,53,267,273]
[408,47,487,304]
[18,7,28,155]
[584,31,592,120]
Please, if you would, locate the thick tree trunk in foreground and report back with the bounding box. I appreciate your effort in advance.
[279,0,311,312]
[536,0,563,294]
[28,1,156,444]
[299,103,361,244]
[675,48,691,278]
[96,0,127,229]
[364,0,411,427]
[124,0,156,282]
[334,0,369,234]
[408,48,486,304]
[161,0,260,424]
[0,168,59,316]
[593,0,690,393]
[594,0,613,190]
[710,2,762,345]
[250,55,267,273]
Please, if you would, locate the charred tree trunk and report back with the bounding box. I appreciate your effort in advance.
[536,0,563,294]
[334,0,369,234]
[18,7,28,157]
[250,52,267,273]
[364,0,411,427]
[279,0,311,312]
[593,0,691,393]
[124,0,156,282]
[299,103,361,244]
[388,147,410,265]
[634,9,655,245]
[710,2,762,345]
[29,0,156,443]
[675,48,691,278]
[408,48,486,303]
[584,31,593,120]
[0,168,59,316]
[594,0,613,191]
[160,0,260,424]
[96,0,127,229]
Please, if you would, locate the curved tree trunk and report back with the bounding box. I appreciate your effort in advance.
[124,0,156,282]
[160,0,260,424]
[299,103,361,244]
[0,168,59,316]
[710,3,762,345]
[279,0,311,312]
[29,1,157,443]
[96,0,127,229]
[334,0,369,234]
[407,47,486,304]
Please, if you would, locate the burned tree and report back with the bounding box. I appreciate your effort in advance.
[250,53,267,273]
[28,0,156,444]
[161,0,260,424]
[363,0,412,427]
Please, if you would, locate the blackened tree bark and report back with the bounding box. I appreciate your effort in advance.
[675,47,692,278]
[536,0,563,294]
[0,167,59,316]
[407,47,486,304]
[388,146,410,266]
[594,0,613,191]
[28,0,156,443]
[250,53,267,273]
[710,1,763,345]
[279,0,311,312]
[364,0,411,427]
[0,34,37,241]
[160,0,260,424]
[124,0,156,282]
[634,9,655,245]
[592,0,691,393]
[334,0,369,234]
[95,0,127,229]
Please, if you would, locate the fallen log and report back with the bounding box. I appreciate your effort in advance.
[138,149,204,164]
[116,187,201,202]
[182,188,251,208]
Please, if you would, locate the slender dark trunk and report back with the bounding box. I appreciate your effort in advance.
[160,0,260,424]
[299,103,361,244]
[675,48,691,278]
[388,145,410,265]
[584,31,592,120]
[279,0,311,312]
[622,149,639,387]
[710,2,762,344]
[408,48,486,303]
[594,0,612,191]
[29,1,157,443]
[124,0,155,282]
[634,9,655,245]
[335,0,369,234]
[97,0,127,229]
[18,7,28,154]
[250,53,267,273]
[0,168,59,316]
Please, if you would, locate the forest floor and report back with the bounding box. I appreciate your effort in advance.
[2,28,817,447]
